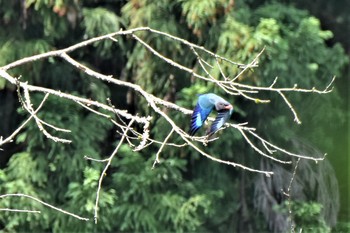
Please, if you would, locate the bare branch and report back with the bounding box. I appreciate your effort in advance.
[152,128,175,169]
[0,193,89,221]
[84,156,109,163]
[283,158,301,233]
[247,130,325,162]
[0,27,334,223]
[0,70,149,126]
[144,28,250,68]
[21,85,71,143]
[231,47,265,82]
[0,93,49,147]
[277,91,302,124]
[238,128,292,164]
[0,208,41,214]
[93,119,135,224]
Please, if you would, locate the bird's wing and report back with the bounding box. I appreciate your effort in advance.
[207,109,233,136]
[189,103,212,136]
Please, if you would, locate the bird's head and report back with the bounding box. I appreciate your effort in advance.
[216,102,233,111]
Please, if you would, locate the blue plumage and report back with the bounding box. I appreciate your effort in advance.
[189,102,212,136]
[189,93,233,136]
[208,108,233,135]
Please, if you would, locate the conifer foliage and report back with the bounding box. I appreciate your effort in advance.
[0,0,348,232]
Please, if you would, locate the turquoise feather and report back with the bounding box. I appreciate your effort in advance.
[189,93,233,136]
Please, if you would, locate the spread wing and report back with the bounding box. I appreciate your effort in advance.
[207,109,233,136]
[189,103,212,136]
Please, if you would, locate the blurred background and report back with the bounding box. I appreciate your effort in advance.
[0,0,349,232]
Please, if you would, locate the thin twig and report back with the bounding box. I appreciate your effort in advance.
[238,128,292,164]
[132,34,213,83]
[283,158,301,233]
[0,26,335,223]
[152,128,175,169]
[84,156,109,163]
[0,93,49,147]
[248,130,325,162]
[278,91,301,124]
[0,70,149,125]
[22,86,71,143]
[0,193,89,221]
[142,27,249,68]
[0,208,41,214]
[231,47,265,82]
[94,119,135,224]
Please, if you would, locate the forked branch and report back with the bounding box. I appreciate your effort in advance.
[0,27,333,221]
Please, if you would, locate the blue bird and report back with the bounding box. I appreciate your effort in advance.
[189,93,233,136]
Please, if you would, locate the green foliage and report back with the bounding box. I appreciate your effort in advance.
[177,83,212,107]
[0,152,49,231]
[0,0,348,232]
[289,201,331,233]
[181,0,227,36]
[110,145,201,232]
[107,144,239,232]
[0,39,51,81]
[0,39,50,66]
[121,2,348,232]
[82,7,121,58]
[57,167,117,232]
[333,222,350,233]
[0,77,6,90]
[251,3,348,87]
[246,3,349,152]
[23,0,72,40]
[83,8,120,37]
[122,0,182,35]
[0,93,114,232]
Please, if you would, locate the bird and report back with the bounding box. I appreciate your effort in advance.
[189,93,233,136]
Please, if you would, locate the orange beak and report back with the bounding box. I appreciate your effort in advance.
[224,104,233,110]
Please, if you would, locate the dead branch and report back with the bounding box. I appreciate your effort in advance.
[0,27,333,221]
[0,193,89,221]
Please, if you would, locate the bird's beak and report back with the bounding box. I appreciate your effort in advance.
[224,104,233,109]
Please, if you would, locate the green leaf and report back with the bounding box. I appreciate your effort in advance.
[0,78,5,90]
